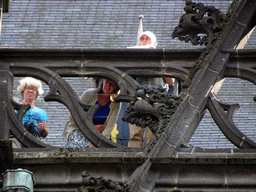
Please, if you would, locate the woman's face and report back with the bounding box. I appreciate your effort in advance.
[139,34,151,46]
[23,85,38,101]
[102,79,117,94]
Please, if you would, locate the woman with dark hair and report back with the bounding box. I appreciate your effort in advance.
[62,79,121,148]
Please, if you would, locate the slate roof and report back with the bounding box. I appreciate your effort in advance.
[3,0,256,149]
[0,0,236,49]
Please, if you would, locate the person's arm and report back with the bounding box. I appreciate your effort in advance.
[37,108,48,138]
[101,102,121,139]
[62,88,99,138]
[89,124,105,148]
[67,89,93,127]
[95,124,104,133]
[38,121,48,138]
[80,88,98,105]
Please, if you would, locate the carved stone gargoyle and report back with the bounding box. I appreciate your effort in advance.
[77,171,130,192]
[172,0,227,47]
[122,87,183,151]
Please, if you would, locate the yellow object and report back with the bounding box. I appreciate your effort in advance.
[111,124,119,143]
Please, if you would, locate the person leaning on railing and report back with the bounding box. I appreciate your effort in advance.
[10,77,48,148]
[62,78,121,148]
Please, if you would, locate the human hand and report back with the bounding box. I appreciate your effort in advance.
[95,124,104,133]
[38,121,48,137]
[89,144,95,148]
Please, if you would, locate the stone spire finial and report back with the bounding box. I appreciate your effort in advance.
[136,15,144,46]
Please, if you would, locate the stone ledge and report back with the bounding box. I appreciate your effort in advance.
[153,146,256,164]
[13,147,256,165]
[13,148,146,164]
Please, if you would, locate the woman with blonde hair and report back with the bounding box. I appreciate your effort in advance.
[17,77,48,139]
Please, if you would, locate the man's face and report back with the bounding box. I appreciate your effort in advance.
[139,34,151,46]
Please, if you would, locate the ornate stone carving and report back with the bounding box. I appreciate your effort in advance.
[77,171,130,192]
[172,0,227,47]
[122,87,183,151]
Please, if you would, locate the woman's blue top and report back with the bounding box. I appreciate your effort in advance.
[17,108,48,133]
[92,101,111,125]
